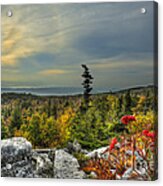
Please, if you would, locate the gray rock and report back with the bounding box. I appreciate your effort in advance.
[1,138,87,178]
[67,140,82,153]
[67,140,89,154]
[80,149,89,154]
[86,146,109,159]
[121,168,147,181]
[1,158,34,178]
[125,150,148,175]
[32,152,53,178]
[1,137,34,177]
[1,137,32,165]
[121,150,150,180]
[54,149,86,179]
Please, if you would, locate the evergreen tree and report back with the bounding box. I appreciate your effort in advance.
[81,64,94,107]
[1,119,8,139]
[28,113,41,147]
[116,95,123,116]
[10,107,22,129]
[47,98,51,117]
[70,105,111,150]
[40,116,60,148]
[123,90,132,114]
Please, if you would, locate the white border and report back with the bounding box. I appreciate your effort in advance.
[0,0,163,186]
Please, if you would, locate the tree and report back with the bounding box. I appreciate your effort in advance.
[28,113,41,147]
[81,64,94,107]
[10,107,22,129]
[40,116,60,148]
[123,90,132,114]
[1,119,8,139]
[9,106,22,136]
[47,98,52,117]
[70,104,111,150]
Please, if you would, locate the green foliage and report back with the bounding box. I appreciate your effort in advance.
[1,119,9,139]
[123,90,132,114]
[14,113,60,148]
[70,99,115,149]
[72,152,90,166]
[28,113,41,147]
[8,106,22,137]
[11,106,22,129]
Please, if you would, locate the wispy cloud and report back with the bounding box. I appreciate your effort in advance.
[1,5,70,66]
[38,69,69,76]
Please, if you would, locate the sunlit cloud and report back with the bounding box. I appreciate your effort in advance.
[38,69,69,76]
[1,5,71,66]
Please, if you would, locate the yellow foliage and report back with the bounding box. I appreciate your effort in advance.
[14,130,22,137]
[107,95,117,109]
[132,95,146,114]
[14,123,30,139]
[57,107,75,124]
[127,111,156,134]
[57,107,75,146]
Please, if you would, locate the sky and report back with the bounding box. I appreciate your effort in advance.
[1,2,155,89]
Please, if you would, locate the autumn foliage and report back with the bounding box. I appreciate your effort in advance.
[1,86,157,180]
[83,114,157,180]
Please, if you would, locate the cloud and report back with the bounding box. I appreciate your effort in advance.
[38,69,69,76]
[1,5,71,66]
[87,52,153,69]
[2,2,153,66]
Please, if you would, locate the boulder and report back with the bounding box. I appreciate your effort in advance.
[67,140,82,153]
[1,137,32,165]
[1,137,34,177]
[67,140,88,154]
[53,149,86,179]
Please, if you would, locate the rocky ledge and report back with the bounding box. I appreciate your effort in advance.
[1,137,86,178]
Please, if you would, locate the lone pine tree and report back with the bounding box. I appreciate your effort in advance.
[81,64,94,107]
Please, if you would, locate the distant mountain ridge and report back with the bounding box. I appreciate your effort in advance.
[1,85,156,96]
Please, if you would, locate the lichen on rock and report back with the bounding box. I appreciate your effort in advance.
[1,137,34,177]
[53,149,86,179]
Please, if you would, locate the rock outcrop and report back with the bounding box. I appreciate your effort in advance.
[1,137,86,178]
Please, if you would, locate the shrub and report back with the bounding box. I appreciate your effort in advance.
[83,115,157,180]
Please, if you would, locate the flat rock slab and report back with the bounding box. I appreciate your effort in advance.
[86,146,109,159]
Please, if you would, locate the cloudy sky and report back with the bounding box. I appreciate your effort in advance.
[2,2,155,89]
